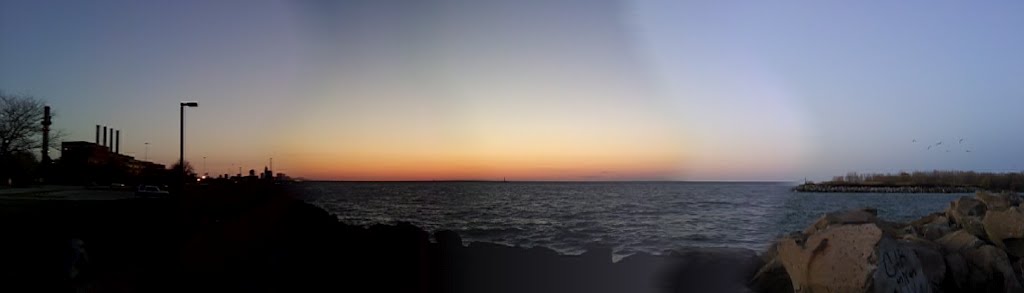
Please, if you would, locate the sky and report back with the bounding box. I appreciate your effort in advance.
[2,0,1024,181]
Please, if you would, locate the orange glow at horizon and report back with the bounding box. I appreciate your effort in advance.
[271,84,692,180]
[280,145,684,181]
[292,164,681,181]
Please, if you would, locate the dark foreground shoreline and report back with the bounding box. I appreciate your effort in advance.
[8,183,1021,292]
[0,184,769,293]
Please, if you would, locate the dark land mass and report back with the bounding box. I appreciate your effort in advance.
[796,170,1024,193]
[0,183,768,293]
[793,182,978,193]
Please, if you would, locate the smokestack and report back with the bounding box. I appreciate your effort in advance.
[115,130,120,154]
[102,126,108,148]
[95,125,100,144]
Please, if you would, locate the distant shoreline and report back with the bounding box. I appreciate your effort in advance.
[800,170,1024,193]
[793,183,978,193]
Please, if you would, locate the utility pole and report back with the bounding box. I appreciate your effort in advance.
[40,106,51,164]
[179,101,198,191]
[40,106,52,182]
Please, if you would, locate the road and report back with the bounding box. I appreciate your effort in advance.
[0,185,135,200]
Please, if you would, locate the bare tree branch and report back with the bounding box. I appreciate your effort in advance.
[0,91,48,158]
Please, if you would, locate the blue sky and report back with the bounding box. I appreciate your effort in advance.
[2,0,1023,180]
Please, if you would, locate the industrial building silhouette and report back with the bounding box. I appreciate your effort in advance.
[56,125,165,185]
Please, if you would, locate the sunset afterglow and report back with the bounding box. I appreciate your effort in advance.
[4,1,1024,181]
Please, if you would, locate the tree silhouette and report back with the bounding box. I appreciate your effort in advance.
[1,92,44,157]
[170,161,196,178]
[823,170,1024,192]
[0,91,64,184]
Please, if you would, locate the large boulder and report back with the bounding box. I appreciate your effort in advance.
[976,191,1022,212]
[803,208,879,235]
[946,197,988,239]
[983,207,1024,257]
[873,237,932,293]
[935,230,985,253]
[1014,259,1024,288]
[943,253,970,289]
[900,236,946,290]
[909,212,945,227]
[776,223,929,292]
[935,230,1022,291]
[802,208,917,240]
[961,245,1021,291]
[749,257,793,293]
[922,216,952,241]
[751,241,792,293]
[909,213,952,241]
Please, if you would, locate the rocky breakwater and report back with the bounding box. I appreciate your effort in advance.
[793,184,978,193]
[754,191,1024,293]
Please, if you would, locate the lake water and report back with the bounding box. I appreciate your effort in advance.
[297,182,966,259]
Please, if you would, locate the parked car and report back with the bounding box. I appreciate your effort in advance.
[135,185,170,197]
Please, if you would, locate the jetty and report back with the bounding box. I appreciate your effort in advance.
[794,182,978,193]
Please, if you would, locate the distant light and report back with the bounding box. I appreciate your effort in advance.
[196,178,201,182]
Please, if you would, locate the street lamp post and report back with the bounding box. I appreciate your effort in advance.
[180,101,198,190]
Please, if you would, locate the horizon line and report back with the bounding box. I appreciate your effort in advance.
[298,179,798,183]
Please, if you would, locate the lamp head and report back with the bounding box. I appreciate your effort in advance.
[181,101,199,107]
